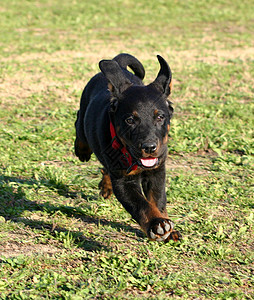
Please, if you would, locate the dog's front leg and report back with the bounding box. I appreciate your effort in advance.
[110,175,180,242]
[142,167,181,242]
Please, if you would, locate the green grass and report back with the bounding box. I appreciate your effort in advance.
[0,0,253,298]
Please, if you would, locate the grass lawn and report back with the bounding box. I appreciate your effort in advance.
[0,0,253,298]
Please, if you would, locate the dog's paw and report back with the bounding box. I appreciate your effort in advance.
[148,218,181,242]
[168,230,182,242]
[99,184,113,199]
[98,169,113,199]
[74,138,92,162]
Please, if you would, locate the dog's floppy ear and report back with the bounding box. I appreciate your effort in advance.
[99,59,132,96]
[152,55,172,96]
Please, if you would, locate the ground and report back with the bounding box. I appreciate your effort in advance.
[0,0,253,299]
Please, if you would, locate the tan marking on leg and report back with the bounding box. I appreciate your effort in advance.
[99,169,113,199]
[139,201,164,234]
[139,191,168,234]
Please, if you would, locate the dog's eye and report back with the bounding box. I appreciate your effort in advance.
[125,117,135,125]
[156,115,165,122]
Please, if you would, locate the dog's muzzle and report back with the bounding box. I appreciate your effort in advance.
[141,142,157,154]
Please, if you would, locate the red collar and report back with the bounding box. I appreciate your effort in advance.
[109,121,138,173]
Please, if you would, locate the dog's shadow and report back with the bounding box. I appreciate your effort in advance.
[0,174,143,252]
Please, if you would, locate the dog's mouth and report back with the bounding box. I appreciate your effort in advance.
[128,147,160,169]
[140,157,158,168]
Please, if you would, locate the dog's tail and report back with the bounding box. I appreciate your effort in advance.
[113,53,145,80]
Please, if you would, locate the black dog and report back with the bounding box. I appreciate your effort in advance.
[75,53,180,242]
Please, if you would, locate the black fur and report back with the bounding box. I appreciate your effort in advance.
[75,53,181,242]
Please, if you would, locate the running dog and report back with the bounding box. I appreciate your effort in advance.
[75,53,181,242]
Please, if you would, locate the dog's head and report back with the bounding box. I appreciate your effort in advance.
[99,55,173,169]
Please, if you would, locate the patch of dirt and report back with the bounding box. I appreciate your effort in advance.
[1,43,253,105]
[1,74,54,101]
[0,73,84,109]
[1,41,131,64]
[171,46,254,65]
[2,43,253,64]
[166,154,213,176]
[0,233,60,258]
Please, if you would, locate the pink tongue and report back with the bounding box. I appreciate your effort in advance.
[140,157,158,167]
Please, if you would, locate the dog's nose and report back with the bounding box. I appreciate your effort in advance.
[142,142,157,154]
